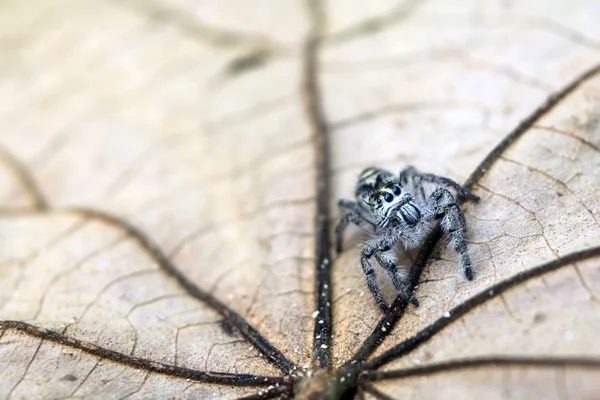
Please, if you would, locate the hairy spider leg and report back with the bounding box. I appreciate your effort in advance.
[399,166,427,202]
[336,199,376,253]
[426,187,474,280]
[360,225,422,311]
[360,244,390,313]
[400,165,479,202]
[374,251,420,307]
[338,166,478,313]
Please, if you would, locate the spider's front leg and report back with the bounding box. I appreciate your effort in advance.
[374,251,420,307]
[427,188,474,280]
[361,234,418,312]
[336,199,375,253]
[360,242,389,313]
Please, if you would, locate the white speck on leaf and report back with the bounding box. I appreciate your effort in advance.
[3,3,599,398]
[564,331,574,341]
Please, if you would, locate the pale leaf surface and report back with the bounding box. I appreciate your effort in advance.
[1,0,600,399]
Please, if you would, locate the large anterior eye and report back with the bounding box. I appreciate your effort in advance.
[392,185,401,196]
[384,192,394,203]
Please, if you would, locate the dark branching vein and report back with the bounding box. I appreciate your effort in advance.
[0,144,297,376]
[358,380,397,400]
[344,230,442,365]
[365,355,600,380]
[344,61,600,368]
[304,0,333,370]
[0,144,48,211]
[0,321,284,386]
[1,13,598,400]
[364,245,600,370]
[463,63,600,190]
[533,125,600,153]
[324,0,425,45]
[109,0,284,51]
[65,207,296,374]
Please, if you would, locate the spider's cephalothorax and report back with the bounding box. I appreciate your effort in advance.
[336,166,480,313]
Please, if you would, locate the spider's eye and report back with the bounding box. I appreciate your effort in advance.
[392,185,401,196]
[376,197,382,205]
[384,192,394,203]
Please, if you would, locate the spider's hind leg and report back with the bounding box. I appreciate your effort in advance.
[427,188,474,280]
[400,165,426,202]
[421,173,479,202]
[400,166,479,202]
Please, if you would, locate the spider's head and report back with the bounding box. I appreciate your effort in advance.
[368,182,409,224]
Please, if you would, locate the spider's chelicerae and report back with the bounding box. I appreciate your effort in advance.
[336,166,479,312]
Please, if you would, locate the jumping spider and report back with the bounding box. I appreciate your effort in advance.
[336,166,479,312]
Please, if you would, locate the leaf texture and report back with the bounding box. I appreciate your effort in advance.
[1,0,600,399]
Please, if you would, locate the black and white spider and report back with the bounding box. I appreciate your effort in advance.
[336,166,479,313]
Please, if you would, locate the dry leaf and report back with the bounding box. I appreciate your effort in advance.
[1,0,600,399]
